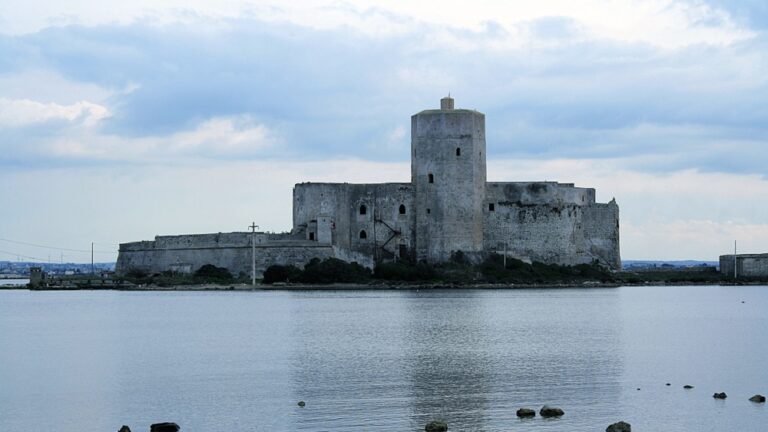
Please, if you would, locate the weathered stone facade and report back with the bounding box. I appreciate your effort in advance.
[719,253,768,278]
[116,97,621,277]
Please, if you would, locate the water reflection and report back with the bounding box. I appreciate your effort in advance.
[286,289,624,431]
[403,290,491,431]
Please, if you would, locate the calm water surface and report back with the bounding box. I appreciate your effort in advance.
[0,279,28,286]
[0,286,765,431]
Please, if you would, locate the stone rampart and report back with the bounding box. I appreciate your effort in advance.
[485,182,595,206]
[483,200,620,269]
[116,232,334,278]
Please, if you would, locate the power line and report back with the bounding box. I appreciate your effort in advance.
[0,249,47,262]
[0,238,115,254]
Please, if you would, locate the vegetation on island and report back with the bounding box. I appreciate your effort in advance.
[262,253,619,285]
[120,253,749,287]
[123,264,242,286]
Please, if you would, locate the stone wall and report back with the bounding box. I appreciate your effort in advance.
[485,182,595,206]
[719,254,768,277]
[116,232,334,278]
[582,202,621,269]
[483,200,620,270]
[293,182,415,260]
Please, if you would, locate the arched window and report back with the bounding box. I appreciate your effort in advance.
[456,147,461,156]
[359,230,367,239]
[399,204,406,215]
[359,205,367,215]
[428,173,434,183]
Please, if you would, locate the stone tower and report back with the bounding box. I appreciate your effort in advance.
[411,96,487,262]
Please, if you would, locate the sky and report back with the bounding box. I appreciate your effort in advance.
[1,0,767,263]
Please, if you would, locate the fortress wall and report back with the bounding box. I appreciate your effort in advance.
[116,234,334,277]
[485,182,595,206]
[153,232,251,249]
[582,202,621,269]
[483,201,621,269]
[293,183,348,244]
[293,182,415,260]
[484,203,582,265]
[346,183,415,260]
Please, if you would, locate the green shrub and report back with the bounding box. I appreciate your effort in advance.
[263,264,302,284]
[193,264,234,283]
[374,261,437,281]
[297,258,371,283]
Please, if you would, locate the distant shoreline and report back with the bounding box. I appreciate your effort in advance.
[4,280,765,291]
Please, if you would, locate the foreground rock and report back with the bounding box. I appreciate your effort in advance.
[539,406,564,417]
[750,394,766,403]
[606,421,631,432]
[516,408,536,418]
[425,420,448,432]
[118,427,131,432]
[713,392,727,399]
[150,423,180,432]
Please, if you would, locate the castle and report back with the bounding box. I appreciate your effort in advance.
[116,97,620,277]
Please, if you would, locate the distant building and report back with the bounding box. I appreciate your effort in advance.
[117,97,621,277]
[719,253,768,278]
[29,267,47,289]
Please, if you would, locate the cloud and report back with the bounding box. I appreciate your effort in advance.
[0,108,278,163]
[0,14,765,174]
[693,0,768,29]
[0,98,109,127]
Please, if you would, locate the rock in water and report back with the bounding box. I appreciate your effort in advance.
[666,383,671,386]
[713,392,727,399]
[683,385,693,389]
[425,420,448,432]
[150,423,180,432]
[118,426,131,432]
[749,394,766,403]
[297,401,306,407]
[539,406,565,417]
[606,421,632,432]
[516,408,536,418]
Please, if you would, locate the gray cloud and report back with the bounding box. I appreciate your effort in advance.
[0,14,766,175]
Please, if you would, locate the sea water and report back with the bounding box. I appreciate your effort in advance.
[0,286,765,431]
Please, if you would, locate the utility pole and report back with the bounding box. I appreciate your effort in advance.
[249,223,259,286]
[91,242,94,275]
[734,240,738,280]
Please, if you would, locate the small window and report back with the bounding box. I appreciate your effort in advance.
[399,204,406,215]
[359,205,367,215]
[427,208,431,214]
[456,147,461,156]
[309,232,315,241]
[359,230,367,239]
[428,173,434,183]
[489,203,495,212]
